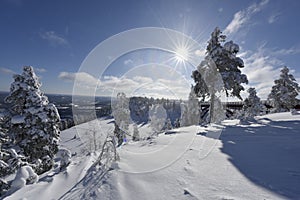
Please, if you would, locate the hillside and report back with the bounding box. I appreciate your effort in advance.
[5,112,300,200]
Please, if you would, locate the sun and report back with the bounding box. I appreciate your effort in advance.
[174,47,189,63]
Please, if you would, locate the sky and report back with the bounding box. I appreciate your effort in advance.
[0,0,300,100]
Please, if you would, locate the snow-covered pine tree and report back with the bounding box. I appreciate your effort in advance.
[0,112,11,178]
[174,118,180,128]
[268,66,300,112]
[192,27,248,123]
[180,103,188,127]
[149,104,167,134]
[112,92,130,146]
[5,66,60,174]
[180,88,200,126]
[132,124,140,141]
[243,87,264,119]
[1,106,27,180]
[165,118,172,130]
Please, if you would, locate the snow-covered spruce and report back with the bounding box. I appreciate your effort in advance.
[5,66,60,174]
[242,87,265,120]
[1,99,27,181]
[149,104,167,134]
[165,118,173,130]
[174,118,180,128]
[268,66,300,112]
[192,27,248,123]
[180,89,200,127]
[132,123,140,141]
[129,97,150,124]
[112,92,130,146]
[0,111,14,178]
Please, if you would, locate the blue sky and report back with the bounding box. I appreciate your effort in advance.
[0,0,300,99]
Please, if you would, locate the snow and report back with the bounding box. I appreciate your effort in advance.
[4,112,300,199]
[10,166,38,192]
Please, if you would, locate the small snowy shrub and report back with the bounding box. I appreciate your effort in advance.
[0,178,10,196]
[11,166,38,191]
[291,109,300,115]
[57,148,71,170]
[165,118,173,130]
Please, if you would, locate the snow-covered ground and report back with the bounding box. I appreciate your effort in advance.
[4,112,300,200]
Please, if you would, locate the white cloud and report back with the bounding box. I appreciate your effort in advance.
[268,12,280,24]
[194,49,206,57]
[0,67,15,75]
[238,43,300,99]
[132,76,153,83]
[224,0,269,35]
[58,72,99,88]
[240,48,282,99]
[40,31,68,47]
[272,47,300,56]
[124,59,133,66]
[35,67,47,73]
[58,71,190,99]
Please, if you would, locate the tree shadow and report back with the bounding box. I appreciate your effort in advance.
[220,118,300,199]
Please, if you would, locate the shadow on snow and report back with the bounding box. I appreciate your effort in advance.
[220,118,300,199]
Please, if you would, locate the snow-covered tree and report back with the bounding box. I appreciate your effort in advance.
[57,148,71,170]
[165,118,172,130]
[180,89,200,126]
[132,124,140,141]
[149,104,167,134]
[0,112,11,178]
[0,178,9,196]
[268,66,300,112]
[174,118,180,128]
[243,87,264,119]
[129,97,150,124]
[5,66,60,174]
[1,114,25,179]
[112,92,130,146]
[10,165,38,192]
[192,27,248,123]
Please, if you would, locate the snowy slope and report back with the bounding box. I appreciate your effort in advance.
[4,112,300,200]
[4,118,115,200]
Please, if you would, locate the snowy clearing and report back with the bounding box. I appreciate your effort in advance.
[5,112,300,200]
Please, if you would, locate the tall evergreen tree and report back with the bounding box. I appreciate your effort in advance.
[5,66,60,174]
[192,27,248,123]
[268,66,300,112]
